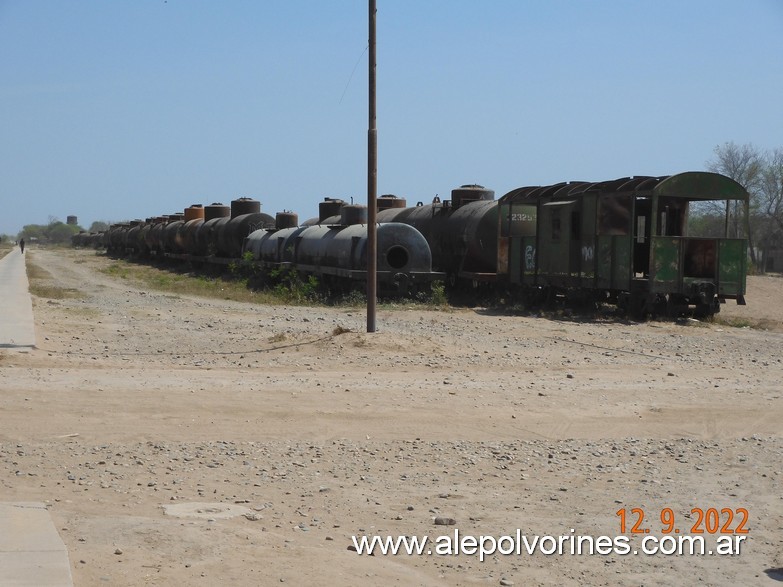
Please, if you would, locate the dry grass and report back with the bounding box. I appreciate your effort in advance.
[710,314,779,331]
[99,259,279,304]
[0,243,14,261]
[25,258,82,300]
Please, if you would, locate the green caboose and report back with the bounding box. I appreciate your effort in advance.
[499,172,748,317]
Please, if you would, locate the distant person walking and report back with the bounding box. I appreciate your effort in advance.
[19,238,25,254]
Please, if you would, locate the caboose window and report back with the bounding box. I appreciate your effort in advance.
[571,211,581,240]
[551,214,561,241]
[636,216,646,244]
[543,200,576,242]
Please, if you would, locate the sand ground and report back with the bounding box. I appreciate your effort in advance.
[1,247,782,586]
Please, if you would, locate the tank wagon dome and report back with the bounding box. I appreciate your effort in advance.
[275,211,299,229]
[204,203,231,221]
[231,197,261,218]
[301,197,349,226]
[377,194,407,211]
[318,198,346,223]
[183,204,205,221]
[340,204,368,226]
[451,184,495,208]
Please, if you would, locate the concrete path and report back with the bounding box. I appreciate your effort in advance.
[1,253,72,583]
[0,248,36,348]
[0,503,73,587]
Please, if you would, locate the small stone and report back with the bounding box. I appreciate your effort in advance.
[500,579,514,586]
[114,548,122,555]
[434,516,457,526]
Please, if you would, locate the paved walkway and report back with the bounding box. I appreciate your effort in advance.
[0,248,36,348]
[1,254,72,583]
[0,503,73,587]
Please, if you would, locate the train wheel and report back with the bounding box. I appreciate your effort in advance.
[666,294,688,319]
[693,296,720,319]
[630,294,650,321]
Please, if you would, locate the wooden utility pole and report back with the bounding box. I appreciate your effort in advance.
[367,0,377,332]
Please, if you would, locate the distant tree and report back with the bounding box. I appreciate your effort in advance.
[18,224,46,241]
[701,143,783,271]
[687,212,726,238]
[47,221,81,243]
[18,219,83,244]
[758,148,783,234]
[88,221,109,232]
[705,142,762,266]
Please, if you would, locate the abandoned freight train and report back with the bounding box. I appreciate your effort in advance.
[74,171,748,317]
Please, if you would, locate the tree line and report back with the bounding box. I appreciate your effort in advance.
[12,219,109,245]
[693,142,783,272]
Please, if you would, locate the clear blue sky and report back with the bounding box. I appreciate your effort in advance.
[1,0,781,235]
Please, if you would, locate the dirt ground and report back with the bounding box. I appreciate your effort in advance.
[1,247,782,586]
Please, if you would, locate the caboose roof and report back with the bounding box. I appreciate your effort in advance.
[499,171,749,204]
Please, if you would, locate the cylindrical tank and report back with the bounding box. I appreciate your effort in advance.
[147,216,170,255]
[376,198,449,264]
[377,194,407,211]
[275,211,299,230]
[163,217,185,254]
[204,203,231,222]
[190,204,226,255]
[318,198,346,222]
[72,231,87,247]
[250,223,433,278]
[443,199,499,274]
[216,211,275,258]
[451,184,495,208]
[231,197,261,218]
[179,217,204,255]
[340,205,368,226]
[125,219,145,254]
[137,218,154,256]
[66,215,78,226]
[108,223,129,254]
[183,204,205,222]
[376,187,499,276]
[243,227,277,260]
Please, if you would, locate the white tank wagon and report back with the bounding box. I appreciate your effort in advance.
[244,205,443,295]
